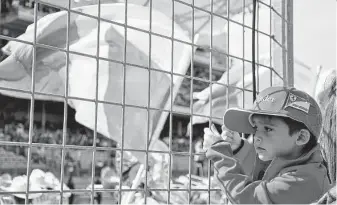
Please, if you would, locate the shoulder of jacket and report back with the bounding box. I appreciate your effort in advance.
[279,162,331,190]
[280,162,324,174]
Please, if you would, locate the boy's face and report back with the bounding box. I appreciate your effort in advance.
[250,115,298,161]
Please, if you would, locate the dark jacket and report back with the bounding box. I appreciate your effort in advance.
[206,139,332,204]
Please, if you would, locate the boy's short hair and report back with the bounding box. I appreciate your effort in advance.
[223,87,322,140]
[252,114,317,152]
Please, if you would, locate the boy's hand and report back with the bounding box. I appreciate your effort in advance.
[203,124,223,151]
[221,125,242,151]
[203,124,242,152]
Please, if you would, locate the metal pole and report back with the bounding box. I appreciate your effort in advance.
[59,0,72,203]
[281,0,287,86]
[252,0,257,101]
[286,0,294,87]
[42,101,46,132]
[25,0,39,203]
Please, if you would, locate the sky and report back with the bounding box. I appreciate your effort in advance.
[293,0,336,71]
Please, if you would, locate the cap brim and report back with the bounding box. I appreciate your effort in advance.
[224,108,289,134]
[224,108,255,134]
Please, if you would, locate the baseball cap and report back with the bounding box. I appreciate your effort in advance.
[223,86,322,138]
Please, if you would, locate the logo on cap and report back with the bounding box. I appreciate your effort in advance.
[256,95,275,103]
[289,94,297,102]
[284,93,310,113]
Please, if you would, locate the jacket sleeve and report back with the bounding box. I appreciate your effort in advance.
[206,142,323,204]
[232,138,256,176]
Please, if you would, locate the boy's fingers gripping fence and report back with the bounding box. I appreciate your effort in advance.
[210,124,221,136]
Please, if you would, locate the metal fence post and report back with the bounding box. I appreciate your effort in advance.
[286,0,294,87]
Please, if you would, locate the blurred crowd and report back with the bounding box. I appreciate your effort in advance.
[1,0,60,14]
[0,121,112,146]
[0,121,115,171]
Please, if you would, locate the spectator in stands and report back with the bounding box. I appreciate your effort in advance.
[93,161,104,204]
[67,164,75,204]
[19,0,27,6]
[0,112,4,130]
[193,139,205,176]
[0,0,13,13]
[101,155,119,189]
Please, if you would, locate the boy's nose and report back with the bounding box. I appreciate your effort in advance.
[254,135,262,145]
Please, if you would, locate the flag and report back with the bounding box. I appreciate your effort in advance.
[0,3,191,164]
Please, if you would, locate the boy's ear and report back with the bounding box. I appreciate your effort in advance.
[295,129,310,146]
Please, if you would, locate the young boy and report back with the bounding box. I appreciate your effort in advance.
[203,86,332,204]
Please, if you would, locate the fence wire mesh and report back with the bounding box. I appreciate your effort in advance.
[0,0,293,204]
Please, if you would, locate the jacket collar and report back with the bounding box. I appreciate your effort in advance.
[256,145,325,180]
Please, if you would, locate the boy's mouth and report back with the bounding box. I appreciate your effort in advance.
[255,147,266,152]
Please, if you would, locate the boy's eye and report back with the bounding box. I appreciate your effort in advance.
[264,127,273,132]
